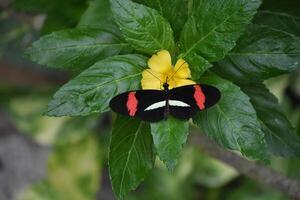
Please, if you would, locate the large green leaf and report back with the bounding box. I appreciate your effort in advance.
[215,25,300,83]
[133,0,188,39]
[109,115,154,199]
[193,74,267,160]
[78,0,116,28]
[180,0,261,62]
[255,0,300,36]
[26,26,131,70]
[254,11,300,37]
[150,117,189,171]
[241,83,300,157]
[110,0,175,55]
[46,54,147,116]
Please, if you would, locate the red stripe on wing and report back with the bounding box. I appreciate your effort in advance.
[127,92,138,116]
[194,85,206,110]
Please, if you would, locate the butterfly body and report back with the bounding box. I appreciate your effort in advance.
[109,83,221,122]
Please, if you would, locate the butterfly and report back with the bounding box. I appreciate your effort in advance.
[109,58,221,122]
[109,82,221,122]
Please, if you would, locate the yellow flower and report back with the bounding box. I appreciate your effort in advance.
[141,50,195,90]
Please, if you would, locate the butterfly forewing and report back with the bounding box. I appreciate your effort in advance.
[109,90,166,122]
[169,84,221,120]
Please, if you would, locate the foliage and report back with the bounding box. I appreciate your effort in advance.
[26,26,132,70]
[180,0,261,62]
[241,83,300,157]
[109,115,154,199]
[151,117,189,170]
[46,55,147,116]
[13,0,88,34]
[193,74,268,160]
[24,0,300,199]
[214,25,300,83]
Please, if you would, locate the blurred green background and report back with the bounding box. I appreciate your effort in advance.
[1,0,300,199]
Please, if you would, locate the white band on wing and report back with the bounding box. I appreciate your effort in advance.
[144,100,190,111]
[169,100,190,107]
[145,101,166,111]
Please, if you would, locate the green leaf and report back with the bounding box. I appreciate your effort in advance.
[254,0,300,36]
[254,11,300,36]
[46,54,147,116]
[109,115,154,199]
[110,0,175,55]
[241,83,300,157]
[215,25,300,83]
[193,73,268,161]
[26,27,131,70]
[180,0,261,62]
[182,53,212,80]
[133,0,188,39]
[150,117,189,171]
[78,0,116,28]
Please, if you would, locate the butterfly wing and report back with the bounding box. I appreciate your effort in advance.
[109,90,166,122]
[169,84,221,120]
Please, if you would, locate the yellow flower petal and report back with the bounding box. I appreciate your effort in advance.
[174,58,192,79]
[174,78,196,88]
[141,51,195,90]
[141,69,163,90]
[148,50,172,74]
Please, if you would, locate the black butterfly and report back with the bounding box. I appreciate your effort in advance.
[109,82,221,122]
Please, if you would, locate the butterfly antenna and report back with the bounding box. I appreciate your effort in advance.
[135,65,164,83]
[168,61,187,80]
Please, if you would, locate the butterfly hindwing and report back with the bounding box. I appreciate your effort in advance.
[169,84,221,120]
[109,90,166,122]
